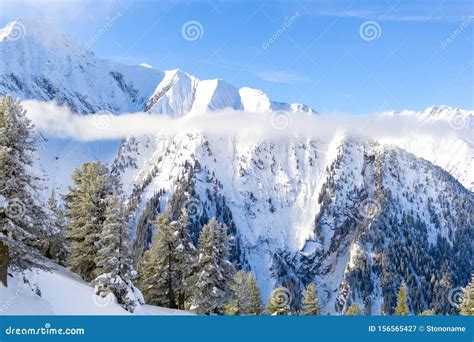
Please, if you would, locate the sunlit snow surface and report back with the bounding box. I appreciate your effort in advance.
[0,265,194,315]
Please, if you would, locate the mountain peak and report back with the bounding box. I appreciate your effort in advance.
[1,17,69,43]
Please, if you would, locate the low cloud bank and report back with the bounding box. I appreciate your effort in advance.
[23,100,471,143]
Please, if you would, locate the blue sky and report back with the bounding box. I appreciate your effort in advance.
[0,0,472,114]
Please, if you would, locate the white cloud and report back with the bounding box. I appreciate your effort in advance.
[22,100,470,144]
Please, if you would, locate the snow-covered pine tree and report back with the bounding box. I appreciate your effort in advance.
[138,213,178,308]
[345,303,362,315]
[191,218,235,314]
[395,282,409,315]
[0,95,47,273]
[93,191,142,312]
[45,189,68,266]
[64,161,112,282]
[301,283,320,315]
[225,271,264,315]
[225,270,249,315]
[170,209,197,309]
[419,309,436,315]
[460,274,473,316]
[246,272,263,315]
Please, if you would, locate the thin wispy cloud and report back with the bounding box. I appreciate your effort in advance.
[303,1,471,22]
[254,70,311,84]
[22,100,470,143]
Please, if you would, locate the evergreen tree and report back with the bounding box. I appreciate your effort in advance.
[225,271,263,315]
[65,161,112,282]
[460,274,474,316]
[45,189,68,266]
[225,271,249,315]
[247,272,263,315]
[301,283,320,315]
[395,282,409,315]
[138,213,177,308]
[190,218,235,314]
[419,309,436,315]
[345,304,362,315]
[138,210,197,309]
[267,287,292,315]
[170,209,198,309]
[93,191,141,312]
[0,95,47,271]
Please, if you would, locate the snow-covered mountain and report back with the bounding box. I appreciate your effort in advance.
[143,69,315,117]
[0,18,163,114]
[0,17,314,116]
[379,106,473,191]
[1,17,472,315]
[113,130,473,315]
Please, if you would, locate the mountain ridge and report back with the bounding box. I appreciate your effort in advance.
[0,17,315,116]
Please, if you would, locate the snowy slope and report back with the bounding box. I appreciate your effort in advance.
[1,264,195,315]
[114,129,473,314]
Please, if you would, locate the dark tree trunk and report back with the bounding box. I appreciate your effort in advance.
[0,240,9,286]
